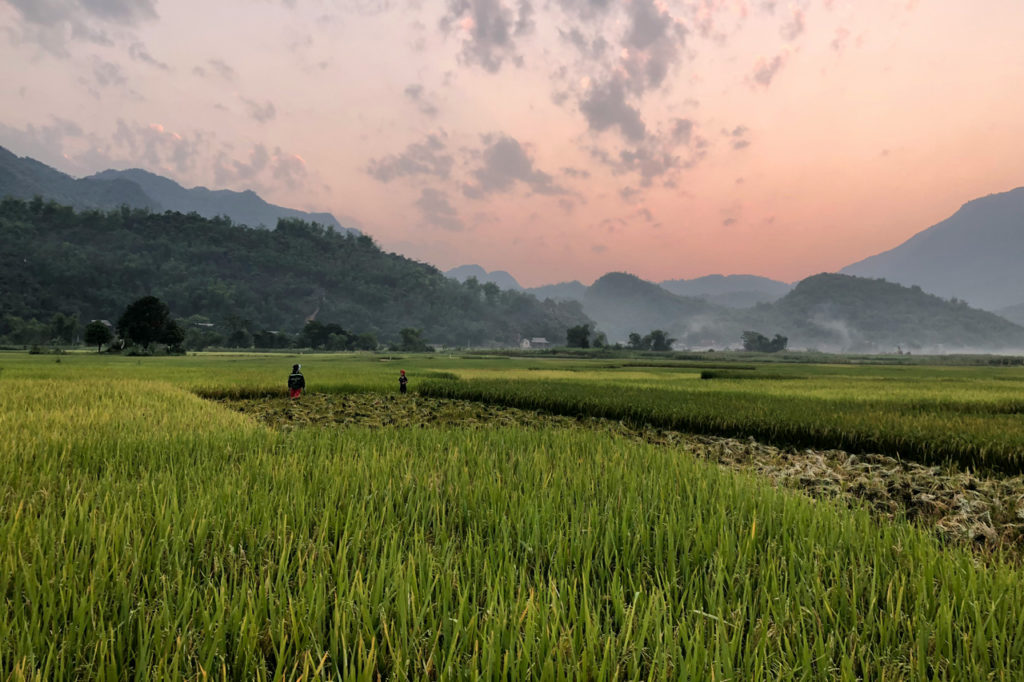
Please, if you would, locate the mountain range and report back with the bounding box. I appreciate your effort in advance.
[444,267,793,308]
[0,145,357,235]
[5,144,1024,353]
[584,272,1024,352]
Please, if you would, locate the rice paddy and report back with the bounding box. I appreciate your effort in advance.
[4,351,1024,679]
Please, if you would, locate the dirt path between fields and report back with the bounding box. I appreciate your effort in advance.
[217,392,1024,557]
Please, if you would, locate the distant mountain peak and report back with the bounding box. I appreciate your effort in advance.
[445,264,523,291]
[841,185,1024,310]
[0,146,358,236]
[87,167,358,235]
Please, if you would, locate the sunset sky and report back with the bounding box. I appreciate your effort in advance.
[3,0,1023,287]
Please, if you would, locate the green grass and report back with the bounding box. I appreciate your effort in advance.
[4,352,1024,678]
[419,363,1024,473]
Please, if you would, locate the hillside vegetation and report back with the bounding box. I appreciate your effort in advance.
[0,198,589,346]
[761,273,1024,352]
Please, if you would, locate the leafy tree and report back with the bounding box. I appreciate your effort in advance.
[49,312,78,345]
[627,332,649,351]
[626,330,675,351]
[741,330,788,352]
[253,329,294,349]
[566,324,591,348]
[184,327,224,351]
[226,329,253,348]
[117,296,174,349]
[353,332,378,351]
[84,320,112,352]
[482,281,501,305]
[646,329,676,351]
[160,319,186,352]
[398,327,430,352]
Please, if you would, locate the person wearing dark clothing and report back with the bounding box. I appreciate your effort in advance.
[288,364,305,398]
[399,369,408,394]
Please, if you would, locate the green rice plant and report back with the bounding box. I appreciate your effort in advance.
[4,372,1024,678]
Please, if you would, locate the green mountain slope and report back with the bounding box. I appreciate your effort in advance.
[761,273,1024,352]
[0,198,589,346]
[583,272,728,344]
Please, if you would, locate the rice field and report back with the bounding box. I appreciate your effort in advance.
[4,351,1024,679]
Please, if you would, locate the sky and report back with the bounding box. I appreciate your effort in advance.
[2,0,1024,288]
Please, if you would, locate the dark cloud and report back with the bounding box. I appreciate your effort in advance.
[617,145,682,185]
[554,0,613,22]
[92,59,126,88]
[723,124,750,150]
[241,98,277,123]
[7,0,158,27]
[215,144,270,186]
[579,78,646,141]
[559,0,688,181]
[619,1,686,94]
[0,117,87,171]
[589,119,707,188]
[780,8,805,41]
[557,27,608,59]
[671,118,693,145]
[624,0,672,50]
[440,0,533,73]
[112,119,205,174]
[415,188,464,231]
[128,41,169,70]
[271,150,308,190]
[403,84,439,117]
[462,134,565,198]
[752,54,786,86]
[207,59,236,80]
[4,0,157,56]
[212,143,311,192]
[561,166,590,179]
[366,133,453,182]
[78,0,158,24]
[3,118,210,178]
[515,0,535,35]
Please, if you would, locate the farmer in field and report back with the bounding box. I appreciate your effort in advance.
[399,369,408,394]
[288,364,305,399]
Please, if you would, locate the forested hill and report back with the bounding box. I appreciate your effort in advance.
[760,273,1024,351]
[0,198,590,346]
